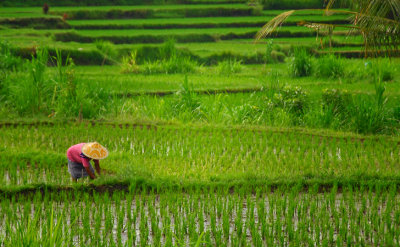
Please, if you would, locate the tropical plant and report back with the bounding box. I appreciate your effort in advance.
[255,0,400,56]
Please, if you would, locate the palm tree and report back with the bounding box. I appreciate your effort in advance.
[255,0,400,57]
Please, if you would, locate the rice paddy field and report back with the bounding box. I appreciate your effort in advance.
[1,0,400,246]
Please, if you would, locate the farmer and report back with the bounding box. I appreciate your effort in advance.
[66,142,109,182]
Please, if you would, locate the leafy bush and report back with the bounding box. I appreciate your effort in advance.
[315,54,345,78]
[321,88,351,115]
[288,48,312,77]
[272,85,308,114]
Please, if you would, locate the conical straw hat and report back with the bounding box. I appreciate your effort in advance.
[82,142,109,160]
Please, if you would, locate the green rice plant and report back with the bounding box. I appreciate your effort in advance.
[288,48,312,77]
[314,54,345,78]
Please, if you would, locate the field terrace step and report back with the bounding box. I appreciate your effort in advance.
[50,5,257,20]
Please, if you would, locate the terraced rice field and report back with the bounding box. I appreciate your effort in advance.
[1,1,400,246]
[0,3,364,65]
[2,187,400,246]
[1,123,400,245]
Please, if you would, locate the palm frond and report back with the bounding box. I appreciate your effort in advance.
[254,10,295,42]
[256,0,400,57]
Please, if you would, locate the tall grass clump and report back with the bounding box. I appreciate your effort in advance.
[169,76,203,120]
[0,42,24,99]
[315,54,344,78]
[141,55,198,74]
[288,48,312,77]
[264,40,285,64]
[141,41,197,74]
[365,59,395,82]
[53,50,111,118]
[216,59,243,75]
[53,50,79,116]
[95,39,117,66]
[4,48,112,118]
[350,79,390,134]
[0,41,23,73]
[8,48,51,114]
[121,51,139,73]
[317,88,351,128]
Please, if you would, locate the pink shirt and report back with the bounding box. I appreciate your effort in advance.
[67,143,99,168]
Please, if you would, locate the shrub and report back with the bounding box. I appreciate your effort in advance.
[315,54,345,78]
[272,85,308,114]
[321,88,351,114]
[349,80,390,134]
[350,96,389,134]
[288,48,312,77]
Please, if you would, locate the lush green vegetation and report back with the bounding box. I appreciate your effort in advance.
[1,2,400,245]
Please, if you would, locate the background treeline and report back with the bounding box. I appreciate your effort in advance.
[1,0,348,8]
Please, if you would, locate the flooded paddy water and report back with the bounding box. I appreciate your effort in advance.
[1,189,399,246]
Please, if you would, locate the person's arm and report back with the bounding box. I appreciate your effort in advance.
[84,166,96,180]
[94,160,101,175]
[82,158,96,179]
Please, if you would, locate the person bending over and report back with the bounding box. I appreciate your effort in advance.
[66,142,108,182]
